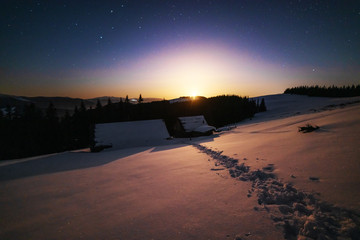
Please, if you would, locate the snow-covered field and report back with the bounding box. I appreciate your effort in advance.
[1,94,359,239]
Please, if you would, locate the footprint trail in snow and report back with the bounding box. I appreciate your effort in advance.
[193,143,360,240]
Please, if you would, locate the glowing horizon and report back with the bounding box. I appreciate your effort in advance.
[1,41,308,99]
[1,1,359,99]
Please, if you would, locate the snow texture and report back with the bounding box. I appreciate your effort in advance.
[193,143,360,240]
[1,94,360,240]
[250,94,360,122]
[168,96,192,104]
[94,119,170,149]
[178,115,215,133]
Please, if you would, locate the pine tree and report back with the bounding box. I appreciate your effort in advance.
[5,105,12,119]
[259,98,267,112]
[73,106,79,116]
[138,94,143,104]
[45,102,57,122]
[80,100,86,112]
[125,95,129,104]
[96,99,102,109]
[23,103,41,120]
[63,110,70,122]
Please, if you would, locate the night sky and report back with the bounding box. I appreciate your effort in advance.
[1,0,359,99]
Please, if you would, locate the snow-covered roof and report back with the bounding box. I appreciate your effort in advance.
[178,115,215,133]
[94,119,170,149]
[193,125,215,133]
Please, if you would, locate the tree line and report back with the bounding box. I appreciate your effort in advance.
[284,85,360,97]
[0,95,266,160]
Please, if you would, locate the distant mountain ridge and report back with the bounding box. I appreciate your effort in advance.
[87,96,163,105]
[0,93,162,117]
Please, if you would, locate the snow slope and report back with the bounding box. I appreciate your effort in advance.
[200,102,360,208]
[0,145,284,239]
[1,94,359,239]
[251,93,360,122]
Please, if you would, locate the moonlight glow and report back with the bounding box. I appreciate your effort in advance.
[0,1,359,99]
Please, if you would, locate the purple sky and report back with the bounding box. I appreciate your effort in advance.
[1,0,359,98]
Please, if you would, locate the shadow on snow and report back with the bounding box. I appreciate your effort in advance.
[0,134,219,182]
